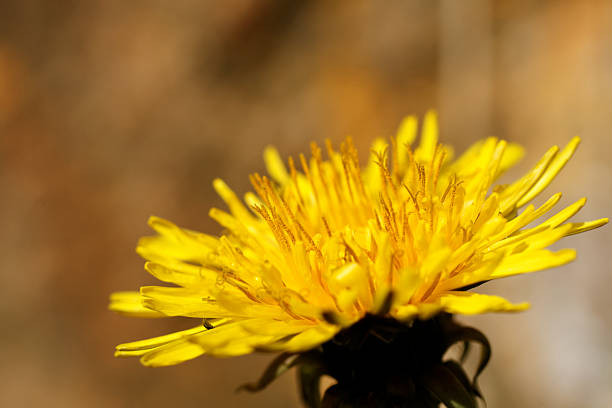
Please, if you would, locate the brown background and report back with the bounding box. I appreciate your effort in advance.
[1,1,611,407]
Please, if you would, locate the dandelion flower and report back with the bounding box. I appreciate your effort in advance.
[110,111,607,370]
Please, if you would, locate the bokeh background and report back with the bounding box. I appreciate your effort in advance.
[1,1,611,407]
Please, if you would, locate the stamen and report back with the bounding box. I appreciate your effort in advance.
[341,237,359,262]
[403,183,420,213]
[432,147,447,193]
[252,205,291,252]
[417,164,426,193]
[321,216,332,238]
[441,174,456,204]
[249,173,270,207]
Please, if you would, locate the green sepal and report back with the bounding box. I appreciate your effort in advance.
[237,352,299,392]
[443,360,479,400]
[460,340,471,363]
[298,353,328,408]
[239,314,492,407]
[442,323,491,398]
[420,364,478,408]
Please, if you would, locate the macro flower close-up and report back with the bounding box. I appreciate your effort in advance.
[5,2,612,407]
[110,111,606,405]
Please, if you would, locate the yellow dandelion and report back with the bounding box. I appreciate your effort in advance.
[110,111,607,368]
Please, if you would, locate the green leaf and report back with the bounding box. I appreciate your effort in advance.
[420,364,478,408]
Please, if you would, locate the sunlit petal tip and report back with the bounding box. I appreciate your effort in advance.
[147,215,166,228]
[424,109,437,120]
[109,291,166,318]
[264,146,290,184]
[212,177,227,192]
[396,115,418,147]
[566,217,608,236]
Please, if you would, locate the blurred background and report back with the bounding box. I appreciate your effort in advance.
[1,0,611,407]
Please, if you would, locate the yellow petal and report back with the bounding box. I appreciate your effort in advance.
[139,321,271,364]
[516,137,580,207]
[490,248,576,279]
[491,223,573,254]
[447,139,484,175]
[540,197,586,228]
[116,325,207,354]
[395,302,443,321]
[472,193,500,233]
[109,291,166,318]
[499,145,559,214]
[372,233,392,311]
[565,218,609,236]
[495,142,525,179]
[415,110,438,162]
[264,146,290,185]
[144,261,216,287]
[147,216,218,247]
[329,262,371,309]
[189,322,251,349]
[140,337,206,366]
[362,138,388,192]
[396,115,418,147]
[393,267,420,306]
[486,224,550,252]
[435,253,505,294]
[213,178,255,223]
[392,304,418,321]
[439,292,529,314]
[259,326,338,353]
[420,245,452,282]
[137,217,218,264]
[396,115,418,172]
[416,302,444,319]
[494,193,562,239]
[140,286,277,319]
[239,318,314,337]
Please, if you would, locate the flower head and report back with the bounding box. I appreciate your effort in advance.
[111,111,607,367]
